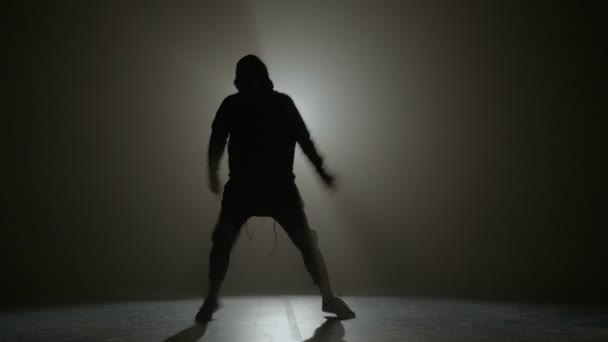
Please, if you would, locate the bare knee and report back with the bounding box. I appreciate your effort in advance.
[294,229,320,252]
[211,230,239,252]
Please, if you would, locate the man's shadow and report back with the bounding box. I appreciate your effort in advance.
[303,317,347,342]
[164,317,347,342]
[164,322,207,342]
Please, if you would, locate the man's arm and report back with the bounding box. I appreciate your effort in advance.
[207,98,230,194]
[289,97,336,188]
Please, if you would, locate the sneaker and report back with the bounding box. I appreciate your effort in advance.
[195,299,219,322]
[322,296,355,319]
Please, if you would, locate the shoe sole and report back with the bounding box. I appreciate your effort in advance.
[322,307,356,319]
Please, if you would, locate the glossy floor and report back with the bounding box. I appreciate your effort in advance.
[1,296,607,341]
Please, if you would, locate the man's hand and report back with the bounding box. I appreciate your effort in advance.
[318,168,338,191]
[209,172,221,196]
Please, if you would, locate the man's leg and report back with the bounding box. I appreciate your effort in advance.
[207,210,249,298]
[274,206,355,318]
[273,208,334,299]
[197,209,248,321]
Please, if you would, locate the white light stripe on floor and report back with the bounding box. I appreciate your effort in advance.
[283,296,303,341]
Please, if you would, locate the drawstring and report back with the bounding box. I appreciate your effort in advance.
[245,219,254,240]
[268,198,278,256]
[268,219,278,256]
[243,218,279,256]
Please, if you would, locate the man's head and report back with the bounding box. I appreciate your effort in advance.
[234,55,274,92]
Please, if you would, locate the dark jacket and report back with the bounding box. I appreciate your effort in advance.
[208,90,324,185]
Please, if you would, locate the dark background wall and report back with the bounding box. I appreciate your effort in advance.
[5,1,603,308]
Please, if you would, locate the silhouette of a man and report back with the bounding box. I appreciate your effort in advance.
[196,55,355,321]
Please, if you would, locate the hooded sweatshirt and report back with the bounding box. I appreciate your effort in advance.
[208,55,324,186]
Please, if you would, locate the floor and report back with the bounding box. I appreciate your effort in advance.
[1,296,607,341]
